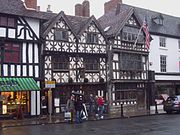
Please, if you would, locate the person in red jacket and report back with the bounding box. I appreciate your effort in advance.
[97,96,105,119]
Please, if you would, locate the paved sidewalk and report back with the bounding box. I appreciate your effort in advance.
[0,109,165,129]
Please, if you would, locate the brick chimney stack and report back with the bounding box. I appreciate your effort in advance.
[83,0,90,17]
[75,4,83,17]
[25,0,37,9]
[104,0,122,14]
[75,0,90,17]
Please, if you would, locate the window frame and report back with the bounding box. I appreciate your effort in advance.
[54,29,68,41]
[52,55,69,71]
[87,32,98,44]
[159,37,166,47]
[160,55,167,72]
[0,15,16,28]
[84,56,99,71]
[178,40,180,50]
[4,42,21,63]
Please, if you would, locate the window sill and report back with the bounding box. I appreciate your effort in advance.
[159,47,168,51]
[85,70,99,73]
[53,69,69,72]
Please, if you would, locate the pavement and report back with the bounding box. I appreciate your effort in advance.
[0,106,165,129]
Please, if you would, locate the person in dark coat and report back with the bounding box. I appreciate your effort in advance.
[74,96,83,123]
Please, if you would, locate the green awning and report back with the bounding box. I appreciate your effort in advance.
[0,78,40,92]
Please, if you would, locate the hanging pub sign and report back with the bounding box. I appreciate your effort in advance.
[45,81,56,88]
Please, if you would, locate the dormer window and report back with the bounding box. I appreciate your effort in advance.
[152,14,164,25]
[54,29,68,41]
[87,33,98,44]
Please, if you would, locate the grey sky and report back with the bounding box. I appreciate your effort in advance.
[37,0,180,18]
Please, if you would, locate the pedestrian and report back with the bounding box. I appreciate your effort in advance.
[97,96,105,119]
[94,95,99,116]
[74,96,83,124]
[88,94,95,116]
[66,95,75,123]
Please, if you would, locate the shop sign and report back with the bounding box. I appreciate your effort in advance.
[45,81,56,88]
[0,80,19,88]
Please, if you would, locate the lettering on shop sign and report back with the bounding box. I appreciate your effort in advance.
[0,80,20,87]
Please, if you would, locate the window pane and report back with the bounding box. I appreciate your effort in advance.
[54,29,68,41]
[4,43,20,63]
[0,16,7,26]
[8,18,15,27]
[4,52,11,62]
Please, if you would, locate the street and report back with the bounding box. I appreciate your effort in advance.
[1,114,180,135]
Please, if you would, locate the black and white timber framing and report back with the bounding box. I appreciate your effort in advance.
[99,7,150,113]
[42,11,107,110]
[0,13,41,116]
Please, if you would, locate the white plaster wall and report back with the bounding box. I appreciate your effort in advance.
[0,27,6,37]
[149,35,180,72]
[31,91,36,115]
[25,17,40,38]
[8,29,16,38]
[149,35,180,81]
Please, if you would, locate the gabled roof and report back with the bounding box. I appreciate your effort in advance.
[43,12,106,40]
[42,11,78,39]
[99,7,144,37]
[66,15,106,39]
[0,0,56,20]
[65,15,89,35]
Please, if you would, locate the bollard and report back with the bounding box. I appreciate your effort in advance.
[120,103,124,117]
[155,101,158,114]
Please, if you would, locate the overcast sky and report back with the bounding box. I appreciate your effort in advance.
[37,0,180,18]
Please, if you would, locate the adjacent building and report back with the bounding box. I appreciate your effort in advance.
[0,0,53,117]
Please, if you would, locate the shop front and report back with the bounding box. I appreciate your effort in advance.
[48,83,107,114]
[0,78,40,119]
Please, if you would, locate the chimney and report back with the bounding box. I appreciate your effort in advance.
[75,0,90,17]
[104,0,122,14]
[75,4,83,16]
[82,0,90,17]
[25,0,37,9]
[36,6,40,12]
[47,5,52,13]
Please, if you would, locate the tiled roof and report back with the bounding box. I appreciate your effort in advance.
[98,7,131,36]
[0,0,56,20]
[98,4,180,38]
[66,15,89,35]
[129,4,180,37]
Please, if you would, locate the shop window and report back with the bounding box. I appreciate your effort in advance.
[54,29,68,41]
[52,55,69,70]
[4,43,21,63]
[84,57,99,71]
[0,16,16,28]
[0,91,30,115]
[87,33,98,44]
